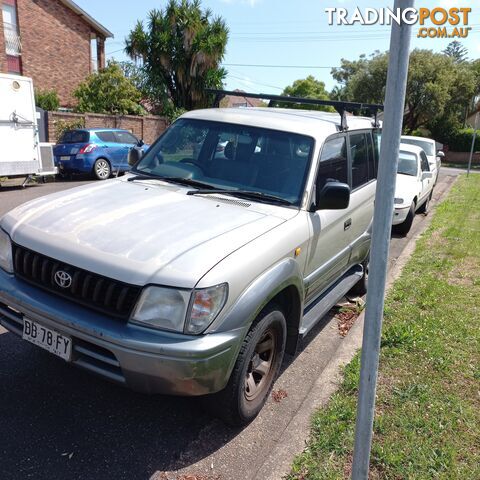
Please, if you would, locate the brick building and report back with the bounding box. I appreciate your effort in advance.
[221,89,266,108]
[0,0,113,106]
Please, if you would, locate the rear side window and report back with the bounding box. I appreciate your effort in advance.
[420,151,430,171]
[58,130,89,144]
[96,131,116,142]
[349,131,376,189]
[318,136,348,189]
[115,131,138,144]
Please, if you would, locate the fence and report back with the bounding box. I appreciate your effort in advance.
[46,111,169,144]
[445,151,480,165]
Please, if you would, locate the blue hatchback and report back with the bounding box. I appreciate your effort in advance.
[53,129,149,180]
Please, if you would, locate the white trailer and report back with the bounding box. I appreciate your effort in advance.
[0,73,56,184]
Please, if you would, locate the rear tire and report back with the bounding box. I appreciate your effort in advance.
[350,255,369,296]
[394,201,415,236]
[206,307,286,426]
[93,159,111,180]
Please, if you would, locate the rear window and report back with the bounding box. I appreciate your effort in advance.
[58,130,90,144]
[401,138,434,156]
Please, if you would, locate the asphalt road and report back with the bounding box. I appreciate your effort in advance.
[0,169,461,480]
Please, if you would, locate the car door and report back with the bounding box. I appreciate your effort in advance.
[114,131,140,171]
[304,134,352,304]
[419,151,432,203]
[95,131,121,169]
[346,130,377,265]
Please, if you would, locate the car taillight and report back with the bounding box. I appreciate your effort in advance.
[78,144,97,154]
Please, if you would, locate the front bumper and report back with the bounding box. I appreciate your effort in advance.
[0,270,245,395]
[392,205,411,225]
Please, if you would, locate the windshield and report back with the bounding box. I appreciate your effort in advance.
[58,130,90,144]
[398,151,418,176]
[401,138,434,156]
[133,118,315,206]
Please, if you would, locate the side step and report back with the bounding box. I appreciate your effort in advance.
[299,265,364,337]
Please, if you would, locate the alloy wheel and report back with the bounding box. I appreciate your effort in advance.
[244,328,276,401]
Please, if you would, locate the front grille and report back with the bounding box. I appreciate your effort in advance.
[12,244,142,320]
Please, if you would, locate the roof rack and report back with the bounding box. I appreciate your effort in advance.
[206,89,383,131]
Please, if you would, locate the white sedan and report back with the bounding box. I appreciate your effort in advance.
[393,144,434,235]
[401,135,444,185]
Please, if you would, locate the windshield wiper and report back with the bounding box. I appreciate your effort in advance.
[127,174,216,190]
[187,189,293,206]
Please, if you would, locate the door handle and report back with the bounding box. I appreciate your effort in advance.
[344,218,352,231]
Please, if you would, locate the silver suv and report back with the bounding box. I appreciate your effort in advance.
[0,93,381,425]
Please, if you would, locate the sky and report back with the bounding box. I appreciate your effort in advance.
[75,0,479,94]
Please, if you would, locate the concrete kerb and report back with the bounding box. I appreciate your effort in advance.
[254,175,458,480]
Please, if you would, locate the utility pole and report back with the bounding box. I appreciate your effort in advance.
[351,1,414,478]
[467,112,478,177]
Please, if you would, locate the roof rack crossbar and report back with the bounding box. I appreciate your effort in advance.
[206,89,384,131]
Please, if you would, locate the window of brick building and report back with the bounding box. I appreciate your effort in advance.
[2,0,22,73]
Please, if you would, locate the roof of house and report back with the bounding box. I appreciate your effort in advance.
[222,90,265,108]
[60,0,113,38]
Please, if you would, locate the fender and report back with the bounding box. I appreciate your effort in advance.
[207,257,304,335]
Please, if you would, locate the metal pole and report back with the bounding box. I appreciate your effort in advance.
[467,113,478,177]
[351,1,414,478]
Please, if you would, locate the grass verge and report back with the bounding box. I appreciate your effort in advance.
[288,175,480,480]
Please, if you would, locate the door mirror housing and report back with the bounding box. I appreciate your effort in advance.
[314,182,350,211]
[436,150,445,158]
[137,139,145,147]
[421,171,433,180]
[128,147,143,166]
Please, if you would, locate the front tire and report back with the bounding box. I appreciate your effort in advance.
[93,159,111,180]
[208,307,287,426]
[418,191,432,214]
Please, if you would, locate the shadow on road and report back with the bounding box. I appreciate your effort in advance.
[0,305,336,480]
[0,331,243,480]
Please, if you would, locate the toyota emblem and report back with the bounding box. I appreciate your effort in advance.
[54,270,72,289]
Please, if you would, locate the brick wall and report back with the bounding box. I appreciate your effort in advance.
[47,111,169,144]
[445,151,480,165]
[15,0,102,106]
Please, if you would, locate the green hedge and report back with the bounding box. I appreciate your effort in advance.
[446,128,480,152]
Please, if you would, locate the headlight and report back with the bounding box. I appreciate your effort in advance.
[0,229,13,273]
[130,283,228,334]
[394,198,404,205]
[131,286,191,333]
[186,283,228,334]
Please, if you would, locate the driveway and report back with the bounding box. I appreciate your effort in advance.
[0,170,460,480]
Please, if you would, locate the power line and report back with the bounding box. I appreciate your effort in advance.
[223,63,336,69]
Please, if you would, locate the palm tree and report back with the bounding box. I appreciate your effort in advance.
[125,0,228,111]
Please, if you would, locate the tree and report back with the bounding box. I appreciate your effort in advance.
[35,89,60,111]
[443,40,468,63]
[74,61,144,115]
[329,49,477,134]
[280,76,333,111]
[125,0,228,112]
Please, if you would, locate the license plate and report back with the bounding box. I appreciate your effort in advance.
[60,156,70,161]
[22,318,72,361]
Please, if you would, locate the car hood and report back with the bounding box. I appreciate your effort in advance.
[2,179,290,288]
[395,174,419,202]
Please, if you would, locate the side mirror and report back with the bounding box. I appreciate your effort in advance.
[128,147,143,166]
[315,182,350,210]
[421,171,433,180]
[137,139,145,147]
[436,151,445,158]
